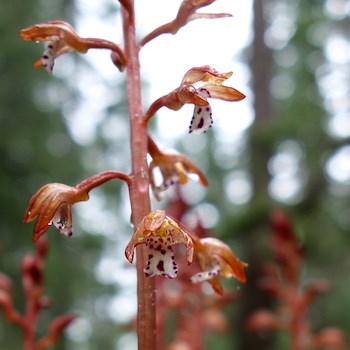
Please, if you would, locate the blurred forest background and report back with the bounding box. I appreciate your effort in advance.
[1,0,349,349]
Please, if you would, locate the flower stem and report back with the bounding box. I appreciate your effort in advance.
[81,38,127,69]
[76,170,131,192]
[121,3,157,349]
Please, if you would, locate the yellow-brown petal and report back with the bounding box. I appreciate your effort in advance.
[181,66,232,85]
[125,237,137,263]
[177,86,209,106]
[23,183,89,242]
[22,183,75,223]
[203,84,246,102]
[207,276,224,295]
[197,237,248,283]
[31,199,64,241]
[19,21,88,53]
[174,162,188,185]
[165,219,194,264]
[124,213,160,263]
[143,210,167,231]
[176,155,209,187]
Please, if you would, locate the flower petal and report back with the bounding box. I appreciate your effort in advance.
[23,183,77,223]
[189,103,213,133]
[201,238,248,283]
[144,236,178,278]
[143,210,167,231]
[38,40,73,73]
[19,21,88,53]
[189,88,213,133]
[203,84,246,101]
[178,156,209,187]
[177,85,209,106]
[51,205,73,238]
[181,66,232,85]
[190,259,220,283]
[164,218,194,264]
[32,199,62,242]
[207,276,224,295]
[125,239,136,263]
[40,42,56,73]
[192,237,248,294]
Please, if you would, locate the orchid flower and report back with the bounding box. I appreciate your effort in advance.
[19,20,126,73]
[125,210,194,278]
[145,65,245,133]
[148,135,208,200]
[191,237,248,294]
[22,183,88,242]
[23,171,130,242]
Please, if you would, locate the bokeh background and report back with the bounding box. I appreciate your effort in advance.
[1,0,349,349]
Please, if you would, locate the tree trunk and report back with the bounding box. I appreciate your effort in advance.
[238,0,275,349]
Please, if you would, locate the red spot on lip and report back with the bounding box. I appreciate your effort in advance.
[156,260,164,272]
[197,117,204,129]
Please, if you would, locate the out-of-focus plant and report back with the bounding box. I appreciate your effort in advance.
[246,210,347,350]
[0,238,76,350]
[8,1,247,349]
[155,193,244,349]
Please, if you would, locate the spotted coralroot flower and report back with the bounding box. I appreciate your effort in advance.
[145,65,245,133]
[148,136,208,200]
[125,210,194,278]
[19,20,126,73]
[191,237,248,294]
[23,171,130,242]
[22,183,89,242]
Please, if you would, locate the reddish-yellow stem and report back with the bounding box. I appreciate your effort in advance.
[82,38,127,70]
[76,170,131,192]
[121,3,157,349]
[23,294,39,350]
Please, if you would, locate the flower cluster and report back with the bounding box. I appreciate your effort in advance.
[23,185,246,293]
[15,3,249,349]
[19,4,248,301]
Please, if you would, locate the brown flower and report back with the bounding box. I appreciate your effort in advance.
[23,183,89,242]
[19,20,126,72]
[23,171,130,242]
[191,237,248,294]
[145,65,245,133]
[148,136,208,200]
[125,210,194,278]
